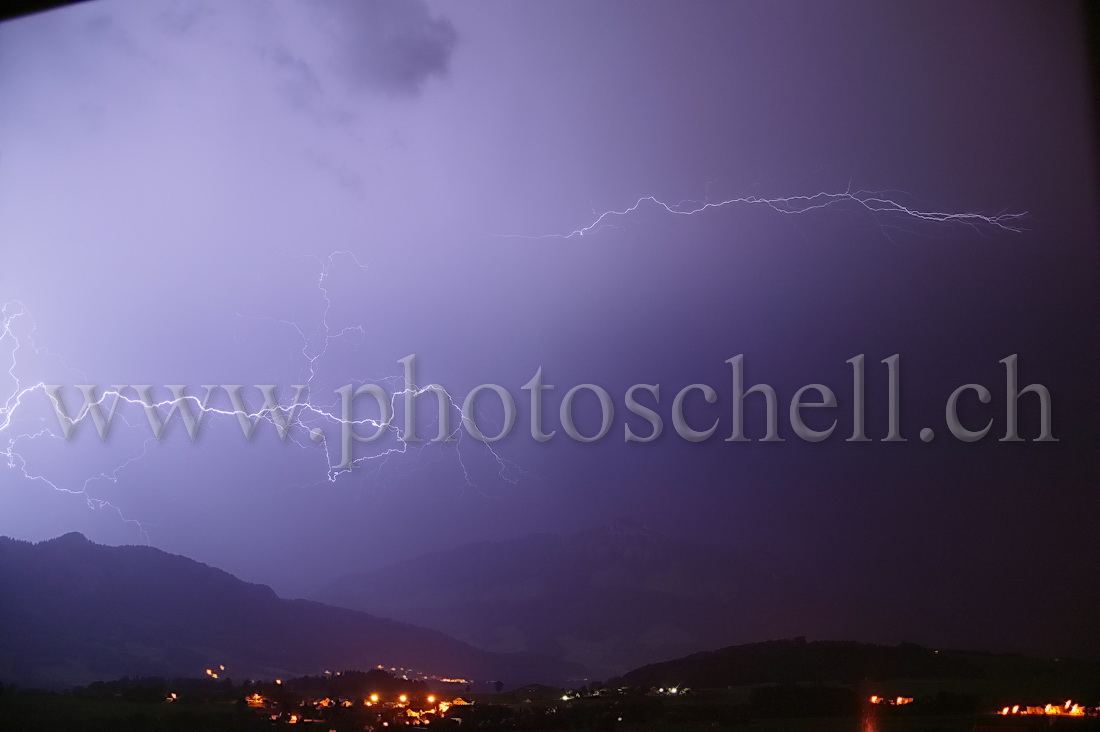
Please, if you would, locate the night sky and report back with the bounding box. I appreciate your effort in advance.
[1,1,1097,661]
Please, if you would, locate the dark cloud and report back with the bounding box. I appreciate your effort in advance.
[266,45,324,110]
[327,0,457,95]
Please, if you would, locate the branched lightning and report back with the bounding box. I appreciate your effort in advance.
[0,251,523,539]
[238,251,524,488]
[1,302,157,539]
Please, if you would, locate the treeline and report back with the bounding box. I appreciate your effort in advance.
[0,689,266,732]
[73,675,237,702]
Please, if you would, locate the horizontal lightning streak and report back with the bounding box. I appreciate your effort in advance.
[498,187,1026,240]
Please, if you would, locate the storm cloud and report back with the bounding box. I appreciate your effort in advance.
[320,0,457,95]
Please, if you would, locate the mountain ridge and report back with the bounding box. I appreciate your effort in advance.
[0,532,584,688]
[612,637,1100,694]
[314,524,1100,678]
[314,524,801,678]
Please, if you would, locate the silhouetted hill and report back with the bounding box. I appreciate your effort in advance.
[315,525,1100,678]
[614,638,1100,690]
[315,524,805,677]
[0,533,583,688]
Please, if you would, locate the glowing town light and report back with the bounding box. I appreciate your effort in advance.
[399,694,408,703]
[427,696,435,704]
[370,694,380,703]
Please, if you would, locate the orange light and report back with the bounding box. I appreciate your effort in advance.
[428,696,436,704]
[399,694,408,703]
[370,694,379,703]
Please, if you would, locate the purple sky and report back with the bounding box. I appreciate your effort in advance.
[1,0,1097,659]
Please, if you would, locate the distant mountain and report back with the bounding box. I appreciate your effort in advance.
[614,638,1100,691]
[617,639,973,688]
[315,525,1100,678]
[0,533,583,688]
[315,525,807,678]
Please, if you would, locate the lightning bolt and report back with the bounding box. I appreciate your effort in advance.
[1,301,158,539]
[0,251,524,539]
[236,251,524,488]
[499,185,1026,240]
